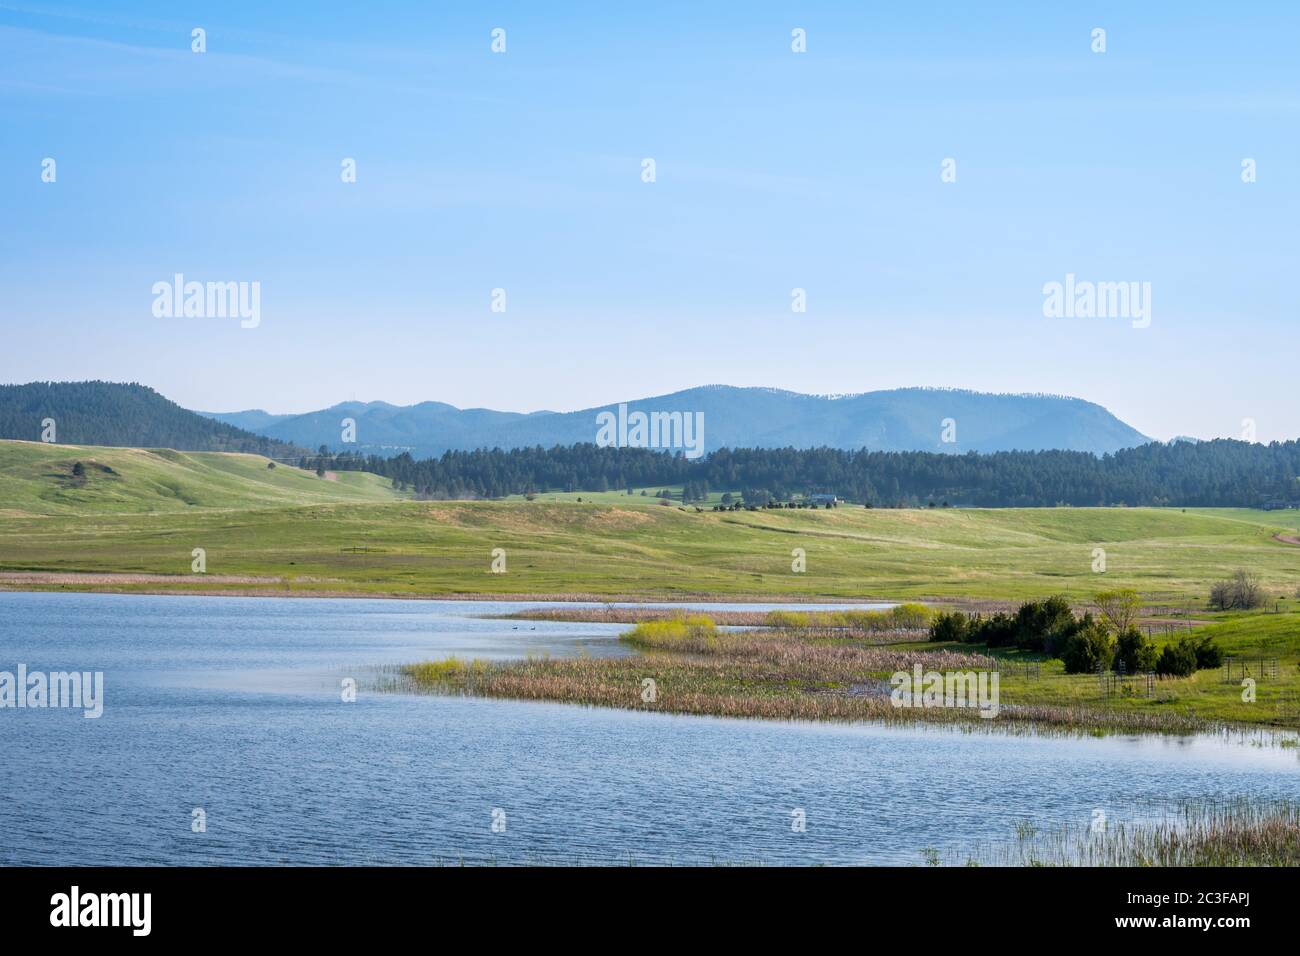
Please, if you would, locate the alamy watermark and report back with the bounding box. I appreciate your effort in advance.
[1,665,103,718]
[50,886,150,936]
[595,403,705,459]
[890,664,999,718]
[152,274,260,328]
[1042,273,1150,329]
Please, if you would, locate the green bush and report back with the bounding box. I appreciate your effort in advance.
[1060,616,1114,674]
[976,612,1020,647]
[1113,628,1158,674]
[1152,634,1224,676]
[928,611,969,643]
[890,603,933,630]
[928,601,1089,652]
[1013,595,1075,652]
[927,597,1082,651]
[1193,634,1225,669]
[1156,638,1198,677]
[1042,614,1089,659]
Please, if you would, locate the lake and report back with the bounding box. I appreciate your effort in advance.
[0,591,1295,865]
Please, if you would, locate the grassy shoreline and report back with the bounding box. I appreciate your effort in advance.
[397,614,1300,736]
[961,798,1300,867]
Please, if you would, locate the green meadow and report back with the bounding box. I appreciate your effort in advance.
[2,440,1300,605]
[0,439,400,514]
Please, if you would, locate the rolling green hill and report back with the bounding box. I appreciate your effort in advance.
[0,440,400,514]
[1,438,1298,604]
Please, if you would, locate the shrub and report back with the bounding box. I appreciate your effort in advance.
[890,603,933,630]
[1060,615,1114,674]
[1209,570,1266,610]
[1042,614,1089,659]
[932,598,1088,655]
[928,611,970,643]
[974,612,1019,648]
[1193,634,1225,669]
[1012,595,1075,652]
[1113,628,1157,674]
[1156,638,1198,677]
[1093,589,1142,634]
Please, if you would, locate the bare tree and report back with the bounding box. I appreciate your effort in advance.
[1209,570,1265,610]
[1093,588,1142,634]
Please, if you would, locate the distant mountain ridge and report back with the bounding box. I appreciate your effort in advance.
[200,385,1151,457]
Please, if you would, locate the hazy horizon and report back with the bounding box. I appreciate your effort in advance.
[193,382,1163,437]
[3,2,1296,442]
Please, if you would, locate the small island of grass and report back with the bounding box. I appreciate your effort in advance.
[399,597,1300,737]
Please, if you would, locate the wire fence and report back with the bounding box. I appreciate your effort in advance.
[977,657,1041,680]
[1221,657,1279,682]
[1096,663,1157,699]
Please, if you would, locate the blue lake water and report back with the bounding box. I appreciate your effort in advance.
[0,591,1296,865]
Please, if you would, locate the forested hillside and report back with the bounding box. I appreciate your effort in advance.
[0,382,304,457]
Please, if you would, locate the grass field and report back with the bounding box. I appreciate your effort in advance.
[0,440,401,514]
[3,440,1300,604]
[502,486,734,507]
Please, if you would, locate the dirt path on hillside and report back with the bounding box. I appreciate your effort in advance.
[1274,533,1300,546]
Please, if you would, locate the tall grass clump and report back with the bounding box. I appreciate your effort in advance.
[765,604,932,639]
[623,616,720,650]
[976,798,1300,867]
[402,656,494,684]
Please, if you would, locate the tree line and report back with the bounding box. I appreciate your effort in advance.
[309,437,1300,508]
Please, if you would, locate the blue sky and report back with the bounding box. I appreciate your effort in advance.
[1,1,1296,441]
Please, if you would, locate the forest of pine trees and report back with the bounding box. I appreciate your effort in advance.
[312,439,1300,508]
[0,382,303,457]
